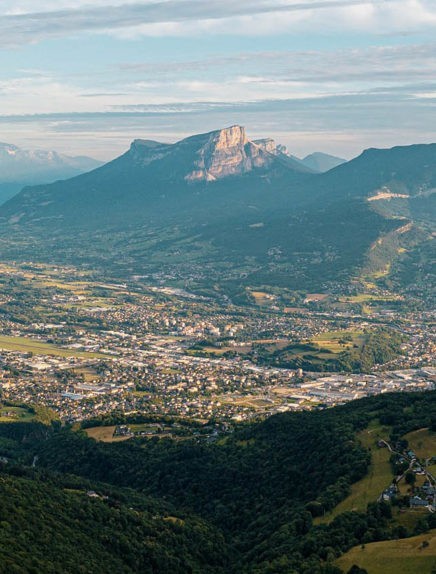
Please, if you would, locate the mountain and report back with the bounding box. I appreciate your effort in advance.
[0,126,314,226]
[0,142,102,204]
[0,128,434,293]
[0,182,25,206]
[300,152,346,172]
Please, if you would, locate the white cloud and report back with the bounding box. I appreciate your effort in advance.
[1,0,435,46]
[1,42,435,115]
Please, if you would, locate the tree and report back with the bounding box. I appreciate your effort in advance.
[405,471,416,487]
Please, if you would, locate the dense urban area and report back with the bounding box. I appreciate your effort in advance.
[0,261,433,429]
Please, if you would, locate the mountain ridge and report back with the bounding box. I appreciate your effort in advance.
[0,127,434,293]
[0,141,103,205]
[0,141,102,182]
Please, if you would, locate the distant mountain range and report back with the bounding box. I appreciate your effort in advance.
[0,142,102,204]
[298,151,346,172]
[0,126,434,294]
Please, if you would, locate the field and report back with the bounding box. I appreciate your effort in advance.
[0,405,35,423]
[220,393,277,409]
[316,421,392,524]
[404,428,436,460]
[249,290,276,306]
[0,335,105,359]
[310,329,364,352]
[336,530,436,574]
[84,426,131,442]
[268,329,365,370]
[189,329,366,371]
[339,293,401,303]
[73,366,99,381]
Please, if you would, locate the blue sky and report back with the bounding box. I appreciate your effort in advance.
[0,0,435,160]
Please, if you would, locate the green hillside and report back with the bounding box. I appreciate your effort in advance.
[0,469,228,574]
[336,530,436,574]
[1,391,435,573]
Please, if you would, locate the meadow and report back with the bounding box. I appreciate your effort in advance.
[0,334,105,358]
[336,530,436,574]
[316,421,392,524]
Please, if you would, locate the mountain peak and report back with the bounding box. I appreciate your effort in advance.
[0,142,103,184]
[301,152,346,173]
[207,124,248,147]
[184,125,276,182]
[125,126,308,182]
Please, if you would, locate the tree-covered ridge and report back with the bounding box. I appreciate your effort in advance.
[0,391,435,573]
[0,466,228,574]
[238,328,406,372]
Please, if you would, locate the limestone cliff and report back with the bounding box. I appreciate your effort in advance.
[184,125,275,182]
[127,126,299,182]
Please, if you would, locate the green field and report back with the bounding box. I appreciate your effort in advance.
[339,293,401,303]
[336,530,436,574]
[85,426,132,442]
[0,405,35,423]
[404,428,436,460]
[310,329,364,352]
[316,421,392,524]
[0,335,105,358]
[263,329,365,370]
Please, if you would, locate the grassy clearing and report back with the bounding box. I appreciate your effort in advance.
[220,394,277,409]
[336,529,436,574]
[316,421,392,524]
[393,507,430,530]
[85,426,132,443]
[310,329,364,353]
[74,367,98,382]
[0,335,105,358]
[249,290,276,306]
[339,293,400,303]
[404,428,436,459]
[369,263,392,280]
[32,279,89,294]
[0,405,35,423]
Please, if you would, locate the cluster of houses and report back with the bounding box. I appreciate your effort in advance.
[378,442,436,513]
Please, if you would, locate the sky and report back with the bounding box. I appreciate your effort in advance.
[0,0,435,160]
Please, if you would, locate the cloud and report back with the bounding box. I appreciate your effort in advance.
[117,42,436,86]
[1,42,435,116]
[0,2,434,159]
[1,0,436,46]
[0,88,434,160]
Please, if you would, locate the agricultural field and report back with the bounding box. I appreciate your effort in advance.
[316,421,392,524]
[336,530,436,574]
[339,293,402,303]
[248,290,277,306]
[310,329,365,351]
[0,335,105,359]
[0,404,35,423]
[220,393,277,409]
[84,426,131,442]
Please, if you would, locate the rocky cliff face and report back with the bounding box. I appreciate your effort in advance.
[126,126,296,182]
[184,125,275,181]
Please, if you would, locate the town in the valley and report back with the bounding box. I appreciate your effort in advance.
[0,261,434,428]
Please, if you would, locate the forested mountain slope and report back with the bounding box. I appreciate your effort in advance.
[1,391,435,573]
